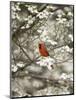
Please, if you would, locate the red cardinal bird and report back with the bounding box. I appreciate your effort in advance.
[39,42,49,57]
[39,41,54,69]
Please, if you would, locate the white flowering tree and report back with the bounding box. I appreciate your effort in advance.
[10,1,74,98]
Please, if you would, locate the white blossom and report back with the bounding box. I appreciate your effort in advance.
[36,56,55,71]
[67,12,73,17]
[12,65,18,72]
[26,16,35,25]
[21,26,25,29]
[28,20,33,24]
[60,73,68,79]
[26,24,30,28]
[15,5,21,11]
[34,9,38,13]
[66,22,70,27]
[11,6,16,11]
[27,6,38,14]
[47,5,56,11]
[37,11,49,19]
[57,14,62,18]
[17,62,24,68]
[68,34,73,41]
[24,18,28,21]
[28,7,33,11]
[37,29,42,33]
[56,18,67,24]
[16,14,20,20]
[67,74,73,81]
[62,18,67,21]
[12,12,16,19]
[47,39,57,45]
[64,46,70,52]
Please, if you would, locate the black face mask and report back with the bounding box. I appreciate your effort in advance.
[39,44,41,49]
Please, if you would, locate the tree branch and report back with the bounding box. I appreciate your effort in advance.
[13,39,33,62]
[13,71,73,88]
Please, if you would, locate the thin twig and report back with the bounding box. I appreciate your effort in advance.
[14,39,33,62]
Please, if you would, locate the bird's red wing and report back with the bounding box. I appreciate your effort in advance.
[39,43,49,57]
[42,46,49,56]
